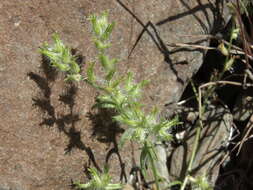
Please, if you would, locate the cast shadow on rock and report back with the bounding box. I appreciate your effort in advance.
[117,0,229,85]
[157,0,227,73]
[167,105,232,184]
[158,0,229,67]
[156,0,228,58]
[87,108,128,181]
[87,108,124,144]
[28,53,101,170]
[117,0,187,85]
[156,0,226,35]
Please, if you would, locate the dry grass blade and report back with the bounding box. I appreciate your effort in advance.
[167,36,253,61]
[233,0,253,68]
[197,80,253,126]
[167,42,216,50]
[237,114,253,155]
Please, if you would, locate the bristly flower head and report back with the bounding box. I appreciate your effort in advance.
[88,11,115,50]
[74,167,122,190]
[40,34,82,82]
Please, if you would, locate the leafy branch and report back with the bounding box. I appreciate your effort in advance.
[74,167,122,190]
[40,34,82,82]
[40,11,179,190]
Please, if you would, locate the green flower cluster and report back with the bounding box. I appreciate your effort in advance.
[40,34,82,81]
[40,12,179,190]
[86,12,179,190]
[86,12,178,148]
[74,167,122,190]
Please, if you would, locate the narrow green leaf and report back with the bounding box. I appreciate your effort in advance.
[140,144,149,178]
[105,68,116,81]
[69,61,80,74]
[94,39,110,50]
[64,74,82,82]
[95,95,117,109]
[54,62,70,71]
[99,54,110,70]
[167,180,182,187]
[86,62,96,83]
[124,72,134,90]
[118,128,135,148]
[88,14,101,37]
[110,77,122,89]
[101,22,115,41]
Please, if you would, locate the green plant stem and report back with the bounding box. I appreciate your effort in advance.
[219,33,234,78]
[180,123,201,190]
[180,14,238,190]
[180,82,203,190]
[188,125,201,171]
[147,142,160,190]
[180,175,189,190]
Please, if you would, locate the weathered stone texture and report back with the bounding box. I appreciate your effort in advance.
[0,0,228,189]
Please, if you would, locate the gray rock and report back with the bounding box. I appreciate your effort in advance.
[233,89,253,121]
[167,105,233,186]
[0,0,231,189]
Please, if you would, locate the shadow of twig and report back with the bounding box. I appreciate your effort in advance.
[116,0,184,85]
[156,0,226,34]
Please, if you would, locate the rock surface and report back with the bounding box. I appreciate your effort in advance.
[233,89,253,121]
[167,105,233,186]
[0,0,228,189]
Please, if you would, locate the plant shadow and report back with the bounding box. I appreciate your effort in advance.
[87,108,124,144]
[87,108,128,181]
[28,52,102,171]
